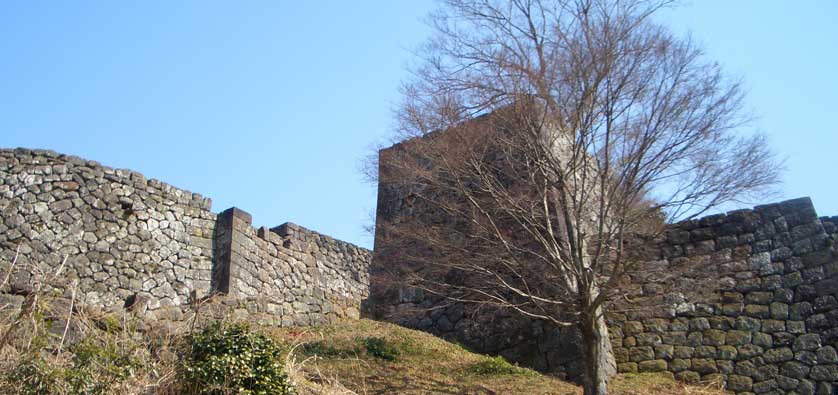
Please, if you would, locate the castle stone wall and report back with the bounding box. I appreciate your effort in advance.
[609,197,838,395]
[372,154,838,395]
[0,148,370,326]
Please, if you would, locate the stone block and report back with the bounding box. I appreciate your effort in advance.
[638,359,668,372]
[703,329,726,345]
[763,347,793,363]
[726,330,752,345]
[809,364,838,381]
[780,361,810,379]
[675,370,700,384]
[669,358,691,372]
[691,358,718,374]
[717,345,738,360]
[726,374,753,392]
[793,333,822,352]
[617,362,637,373]
[629,346,655,362]
[817,346,838,363]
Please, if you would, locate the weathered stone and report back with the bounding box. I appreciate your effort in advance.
[790,302,813,320]
[638,359,667,372]
[769,302,789,319]
[726,374,753,392]
[777,375,799,391]
[762,319,786,333]
[669,358,690,372]
[797,379,816,395]
[817,382,834,395]
[675,370,700,384]
[623,321,644,335]
[717,345,738,360]
[726,330,752,345]
[695,345,716,358]
[673,346,694,359]
[817,346,838,363]
[744,304,771,318]
[737,344,763,359]
[636,332,662,346]
[654,344,674,359]
[793,333,822,352]
[746,291,775,305]
[617,362,637,373]
[752,378,778,394]
[702,329,726,346]
[763,347,794,363]
[795,350,818,366]
[691,358,717,374]
[629,347,655,362]
[781,361,810,379]
[809,364,838,381]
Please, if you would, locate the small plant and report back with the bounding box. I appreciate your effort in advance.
[5,330,141,395]
[362,337,400,361]
[467,355,531,376]
[301,341,360,358]
[7,357,61,395]
[65,338,140,395]
[182,321,293,395]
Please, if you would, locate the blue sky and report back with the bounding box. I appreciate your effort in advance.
[2,1,836,248]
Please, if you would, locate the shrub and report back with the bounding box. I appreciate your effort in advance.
[65,338,139,395]
[3,314,141,395]
[362,337,399,361]
[7,357,61,395]
[182,322,293,395]
[467,356,531,376]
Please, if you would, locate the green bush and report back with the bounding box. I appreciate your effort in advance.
[6,325,140,395]
[7,357,60,395]
[362,337,400,361]
[467,356,531,376]
[65,338,139,395]
[183,322,293,395]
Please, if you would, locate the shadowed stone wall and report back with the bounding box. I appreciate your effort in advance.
[609,197,838,395]
[372,145,838,395]
[0,148,370,326]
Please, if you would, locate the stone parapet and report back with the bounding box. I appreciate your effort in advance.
[0,147,370,327]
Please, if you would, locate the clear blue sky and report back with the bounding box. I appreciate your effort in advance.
[2,1,836,248]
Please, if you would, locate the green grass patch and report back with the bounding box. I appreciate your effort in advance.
[361,337,400,361]
[300,340,361,358]
[466,355,534,376]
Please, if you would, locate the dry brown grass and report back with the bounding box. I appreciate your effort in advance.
[272,319,730,395]
[0,249,727,395]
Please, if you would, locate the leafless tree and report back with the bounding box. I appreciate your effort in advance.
[374,1,780,394]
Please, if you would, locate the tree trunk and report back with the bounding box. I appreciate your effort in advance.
[580,306,616,395]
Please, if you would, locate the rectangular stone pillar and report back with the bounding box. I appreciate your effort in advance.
[212,207,252,296]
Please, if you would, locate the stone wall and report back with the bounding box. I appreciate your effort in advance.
[609,197,838,395]
[372,146,838,395]
[212,208,370,326]
[0,148,370,326]
[370,145,588,379]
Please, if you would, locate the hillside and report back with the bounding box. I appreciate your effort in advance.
[273,319,726,395]
[0,294,726,395]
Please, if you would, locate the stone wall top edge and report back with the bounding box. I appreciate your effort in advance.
[5,147,370,254]
[1,147,213,209]
[271,222,371,255]
[671,197,818,230]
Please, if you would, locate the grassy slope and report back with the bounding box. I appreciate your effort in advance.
[271,319,727,395]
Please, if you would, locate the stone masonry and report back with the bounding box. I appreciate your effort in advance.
[0,148,370,326]
[372,140,838,395]
[609,197,838,395]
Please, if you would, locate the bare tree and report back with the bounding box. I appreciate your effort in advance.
[373,1,780,394]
